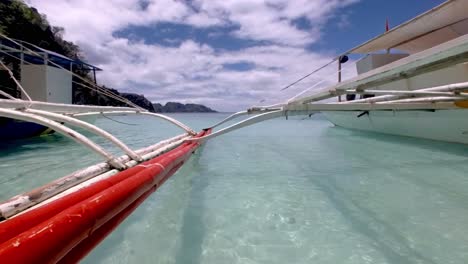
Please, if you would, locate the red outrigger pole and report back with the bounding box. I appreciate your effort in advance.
[0,129,211,264]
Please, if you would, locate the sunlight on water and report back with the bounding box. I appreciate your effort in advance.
[1,113,468,264]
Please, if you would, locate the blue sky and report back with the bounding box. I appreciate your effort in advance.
[317,0,445,52]
[27,0,446,111]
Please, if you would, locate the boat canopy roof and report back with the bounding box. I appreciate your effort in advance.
[348,0,468,54]
[0,36,101,71]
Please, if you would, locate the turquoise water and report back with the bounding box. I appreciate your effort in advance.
[1,113,468,264]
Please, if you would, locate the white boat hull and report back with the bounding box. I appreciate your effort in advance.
[322,109,468,144]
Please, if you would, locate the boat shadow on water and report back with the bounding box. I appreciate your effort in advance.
[0,133,71,154]
[174,146,208,264]
[82,145,209,264]
[327,125,468,157]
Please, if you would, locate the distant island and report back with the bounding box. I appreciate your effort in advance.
[153,102,217,113]
[104,92,216,113]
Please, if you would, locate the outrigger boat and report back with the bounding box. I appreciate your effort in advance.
[0,0,467,263]
[0,32,275,264]
[252,0,468,144]
[0,34,216,263]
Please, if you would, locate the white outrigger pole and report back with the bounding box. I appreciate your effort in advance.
[0,33,291,221]
[0,34,201,219]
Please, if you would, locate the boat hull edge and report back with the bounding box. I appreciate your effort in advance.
[322,109,468,144]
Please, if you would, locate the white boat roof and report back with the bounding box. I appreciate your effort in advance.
[349,0,468,54]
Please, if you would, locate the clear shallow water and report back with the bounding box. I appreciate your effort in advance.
[1,113,468,264]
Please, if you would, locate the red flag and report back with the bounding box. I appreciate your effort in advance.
[385,18,390,32]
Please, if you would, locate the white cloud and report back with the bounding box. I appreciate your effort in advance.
[25,0,358,111]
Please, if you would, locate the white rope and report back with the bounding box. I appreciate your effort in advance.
[253,54,362,110]
[287,58,357,104]
[287,79,328,103]
[346,89,468,97]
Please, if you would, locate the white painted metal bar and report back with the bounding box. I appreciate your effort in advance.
[346,89,468,97]
[139,112,196,135]
[0,98,136,113]
[280,80,468,108]
[289,89,341,105]
[25,109,143,162]
[0,108,126,170]
[189,110,285,141]
[210,110,248,129]
[376,96,466,104]
[341,81,468,104]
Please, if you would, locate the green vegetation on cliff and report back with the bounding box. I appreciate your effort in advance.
[153,102,216,113]
[0,0,80,59]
